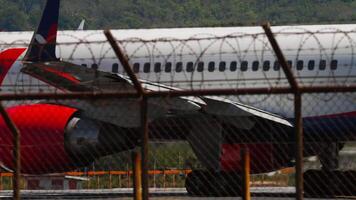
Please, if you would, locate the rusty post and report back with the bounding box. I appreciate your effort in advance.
[105,29,149,200]
[132,151,142,200]
[241,148,251,200]
[104,30,145,94]
[141,97,149,200]
[128,171,130,188]
[109,172,112,189]
[262,22,304,200]
[262,22,299,91]
[119,174,122,188]
[97,175,100,189]
[294,93,304,200]
[0,103,20,200]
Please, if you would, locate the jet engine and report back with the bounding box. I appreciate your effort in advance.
[0,104,138,174]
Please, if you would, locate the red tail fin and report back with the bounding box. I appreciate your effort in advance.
[0,48,26,84]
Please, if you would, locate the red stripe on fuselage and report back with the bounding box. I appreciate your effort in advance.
[305,112,356,119]
[0,48,26,84]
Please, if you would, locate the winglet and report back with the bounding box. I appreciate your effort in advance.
[24,0,60,62]
[77,19,85,31]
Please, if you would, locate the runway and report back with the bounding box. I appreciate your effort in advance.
[0,187,354,200]
[0,187,294,199]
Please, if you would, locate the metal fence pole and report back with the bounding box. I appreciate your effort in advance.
[294,93,304,200]
[262,22,303,200]
[241,148,251,200]
[141,97,149,200]
[104,29,149,200]
[132,151,142,200]
[0,103,20,200]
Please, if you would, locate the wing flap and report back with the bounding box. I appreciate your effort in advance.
[202,96,293,127]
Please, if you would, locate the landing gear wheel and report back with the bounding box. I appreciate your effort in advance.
[319,143,340,170]
[304,170,356,197]
[185,170,242,197]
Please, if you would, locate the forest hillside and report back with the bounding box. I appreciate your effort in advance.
[1,0,356,31]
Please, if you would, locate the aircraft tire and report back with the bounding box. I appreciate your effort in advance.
[304,170,356,197]
[185,170,242,197]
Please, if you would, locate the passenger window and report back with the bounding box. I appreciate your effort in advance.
[230,61,237,72]
[273,61,280,71]
[308,60,315,70]
[297,60,304,71]
[165,62,172,72]
[197,62,204,72]
[91,63,98,70]
[144,63,150,73]
[133,63,140,73]
[219,62,226,72]
[331,60,338,70]
[208,62,215,72]
[241,61,248,71]
[112,63,119,73]
[263,61,270,71]
[154,63,161,73]
[252,61,259,71]
[176,62,183,72]
[187,62,194,72]
[319,60,326,70]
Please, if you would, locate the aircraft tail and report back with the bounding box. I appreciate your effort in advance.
[24,0,60,62]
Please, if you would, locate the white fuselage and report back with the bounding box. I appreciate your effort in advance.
[1,24,355,118]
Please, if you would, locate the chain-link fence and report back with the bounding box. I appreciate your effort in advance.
[0,23,355,200]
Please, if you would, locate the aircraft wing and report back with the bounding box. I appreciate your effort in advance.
[22,61,292,130]
[21,61,205,127]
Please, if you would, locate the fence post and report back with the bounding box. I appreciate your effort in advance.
[109,171,112,189]
[0,103,21,200]
[132,151,142,200]
[241,148,251,200]
[294,93,304,200]
[262,22,303,200]
[119,174,121,188]
[141,97,149,200]
[104,30,149,200]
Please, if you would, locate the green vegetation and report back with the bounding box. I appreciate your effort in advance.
[92,142,200,171]
[1,0,356,31]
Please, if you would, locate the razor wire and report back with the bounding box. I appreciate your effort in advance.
[0,26,354,199]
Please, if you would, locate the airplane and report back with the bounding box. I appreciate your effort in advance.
[0,0,355,196]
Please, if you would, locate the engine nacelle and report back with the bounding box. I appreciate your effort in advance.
[0,104,139,174]
[220,143,292,174]
[64,116,139,167]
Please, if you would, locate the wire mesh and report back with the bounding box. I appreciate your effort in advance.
[0,25,355,199]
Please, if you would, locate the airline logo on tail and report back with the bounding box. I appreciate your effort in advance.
[24,0,60,62]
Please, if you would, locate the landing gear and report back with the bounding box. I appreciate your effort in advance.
[185,170,242,197]
[304,170,356,197]
[304,143,356,197]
